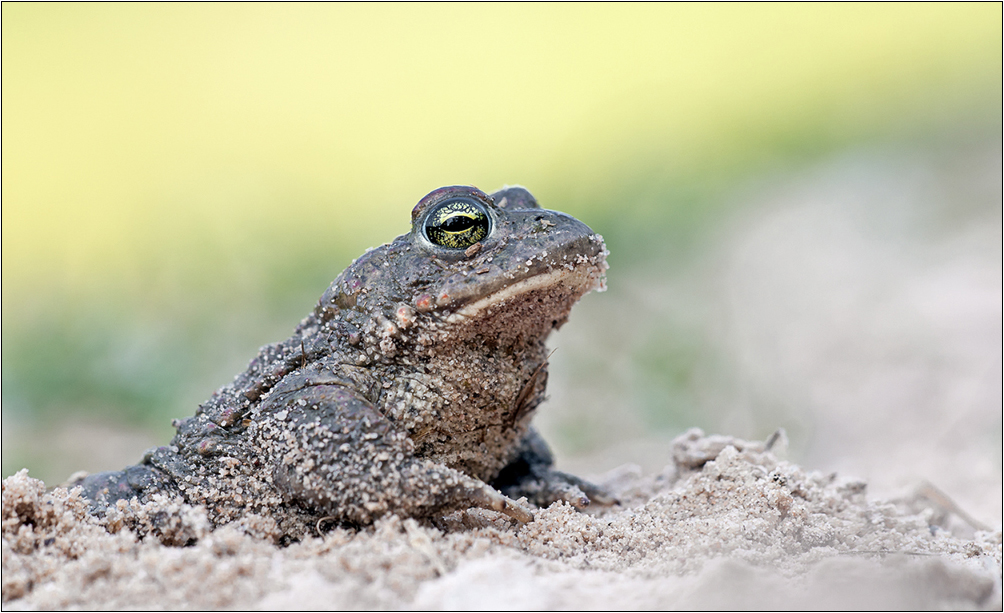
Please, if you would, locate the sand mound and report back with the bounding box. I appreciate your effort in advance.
[3,430,1000,610]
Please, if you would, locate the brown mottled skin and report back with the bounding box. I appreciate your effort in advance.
[76,185,610,536]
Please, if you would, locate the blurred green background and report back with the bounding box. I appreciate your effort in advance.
[2,4,1001,505]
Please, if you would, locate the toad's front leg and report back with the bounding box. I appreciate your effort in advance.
[256,382,533,525]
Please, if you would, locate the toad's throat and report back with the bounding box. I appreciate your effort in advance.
[444,264,605,324]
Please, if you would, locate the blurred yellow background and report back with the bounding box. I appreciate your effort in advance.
[2,4,1001,497]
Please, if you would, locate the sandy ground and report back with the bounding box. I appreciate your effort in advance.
[3,429,1001,610]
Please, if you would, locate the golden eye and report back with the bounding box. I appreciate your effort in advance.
[423,199,491,249]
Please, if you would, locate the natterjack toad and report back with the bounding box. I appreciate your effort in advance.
[75,186,610,535]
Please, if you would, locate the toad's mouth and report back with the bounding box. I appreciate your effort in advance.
[444,262,606,324]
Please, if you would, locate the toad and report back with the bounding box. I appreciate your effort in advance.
[75,185,610,534]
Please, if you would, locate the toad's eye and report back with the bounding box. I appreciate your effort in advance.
[423,199,491,249]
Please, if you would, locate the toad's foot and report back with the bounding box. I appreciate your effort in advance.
[461,482,534,523]
[500,468,617,510]
[492,427,618,510]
